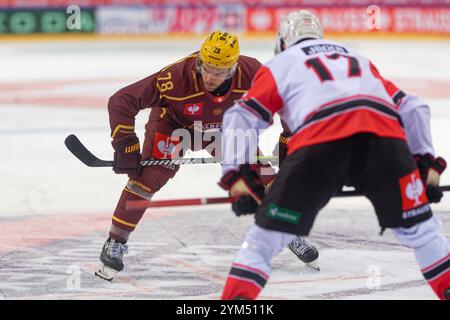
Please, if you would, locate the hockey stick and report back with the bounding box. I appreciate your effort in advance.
[333,185,450,197]
[126,185,450,210]
[126,196,239,210]
[65,134,113,167]
[64,134,277,167]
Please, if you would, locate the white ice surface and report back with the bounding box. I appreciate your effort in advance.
[0,38,449,300]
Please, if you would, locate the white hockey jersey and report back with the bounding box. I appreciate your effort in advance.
[222,39,434,172]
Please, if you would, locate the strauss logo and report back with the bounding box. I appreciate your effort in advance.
[157,137,176,159]
[405,173,424,206]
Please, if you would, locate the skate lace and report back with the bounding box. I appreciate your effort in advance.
[106,239,128,259]
[289,237,311,256]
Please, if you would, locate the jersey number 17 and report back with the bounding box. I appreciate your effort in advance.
[305,53,361,82]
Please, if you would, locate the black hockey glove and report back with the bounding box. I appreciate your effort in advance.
[414,153,447,203]
[219,164,265,216]
[231,196,259,216]
[112,134,141,176]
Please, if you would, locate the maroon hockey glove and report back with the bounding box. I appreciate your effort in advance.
[414,154,447,203]
[112,134,141,175]
[219,164,265,216]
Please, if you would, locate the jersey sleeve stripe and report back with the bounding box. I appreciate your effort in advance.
[392,90,406,104]
[240,98,273,123]
[293,97,403,134]
[244,66,284,115]
[369,61,404,104]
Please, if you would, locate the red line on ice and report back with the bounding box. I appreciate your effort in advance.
[0,209,179,255]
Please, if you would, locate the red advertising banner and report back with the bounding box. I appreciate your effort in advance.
[2,2,449,34]
[247,7,450,33]
[2,0,450,8]
[391,8,450,32]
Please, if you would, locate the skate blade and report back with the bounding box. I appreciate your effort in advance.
[95,264,118,281]
[305,259,320,271]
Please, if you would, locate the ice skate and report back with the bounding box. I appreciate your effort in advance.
[95,237,128,281]
[288,236,320,271]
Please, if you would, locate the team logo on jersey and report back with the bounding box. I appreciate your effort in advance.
[214,96,225,103]
[212,107,223,115]
[399,169,428,211]
[183,102,203,116]
[152,132,180,159]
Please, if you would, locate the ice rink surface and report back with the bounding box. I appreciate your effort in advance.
[0,37,449,300]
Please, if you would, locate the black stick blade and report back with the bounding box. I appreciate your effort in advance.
[64,134,113,167]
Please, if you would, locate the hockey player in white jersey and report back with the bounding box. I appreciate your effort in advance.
[218,10,449,300]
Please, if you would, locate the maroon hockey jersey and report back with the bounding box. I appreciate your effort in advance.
[108,53,261,144]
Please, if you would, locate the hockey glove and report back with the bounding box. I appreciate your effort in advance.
[112,134,141,175]
[232,196,259,216]
[219,164,265,216]
[231,163,277,215]
[414,153,447,203]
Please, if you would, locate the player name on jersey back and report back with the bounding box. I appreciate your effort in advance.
[302,44,349,55]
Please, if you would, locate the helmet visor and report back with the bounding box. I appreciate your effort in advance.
[196,56,236,80]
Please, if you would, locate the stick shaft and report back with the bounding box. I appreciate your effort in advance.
[65,134,276,167]
[126,197,238,210]
[126,186,450,210]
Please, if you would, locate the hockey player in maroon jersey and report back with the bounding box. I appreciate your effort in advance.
[95,31,319,281]
[219,10,449,300]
